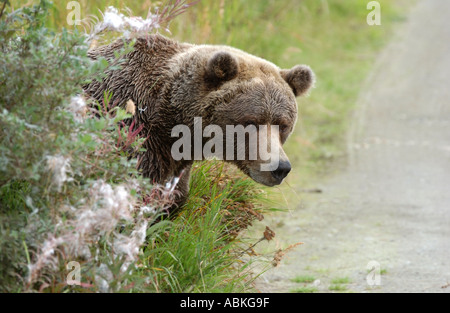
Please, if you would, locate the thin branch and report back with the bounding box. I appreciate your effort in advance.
[0,1,7,20]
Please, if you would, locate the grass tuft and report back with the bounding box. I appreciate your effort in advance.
[291,275,317,284]
[331,277,351,284]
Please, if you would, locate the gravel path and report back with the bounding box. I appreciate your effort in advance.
[257,0,450,293]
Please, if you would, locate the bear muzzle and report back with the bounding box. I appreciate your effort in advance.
[271,160,291,184]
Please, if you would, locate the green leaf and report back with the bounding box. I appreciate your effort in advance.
[80,134,92,144]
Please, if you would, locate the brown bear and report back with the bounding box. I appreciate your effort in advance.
[84,34,314,213]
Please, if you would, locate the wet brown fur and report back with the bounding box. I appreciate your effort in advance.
[83,34,314,213]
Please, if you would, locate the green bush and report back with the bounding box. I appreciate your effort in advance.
[0,0,154,292]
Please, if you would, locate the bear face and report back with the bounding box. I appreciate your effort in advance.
[166,45,314,187]
[84,35,314,211]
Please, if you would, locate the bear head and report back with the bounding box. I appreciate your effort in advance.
[168,44,315,187]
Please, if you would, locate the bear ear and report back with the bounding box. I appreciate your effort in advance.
[280,65,315,97]
[205,51,239,87]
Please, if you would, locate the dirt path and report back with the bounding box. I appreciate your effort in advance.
[257,0,450,293]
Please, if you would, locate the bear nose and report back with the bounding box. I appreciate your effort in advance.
[271,161,291,183]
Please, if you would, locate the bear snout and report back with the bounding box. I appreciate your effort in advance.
[271,160,291,183]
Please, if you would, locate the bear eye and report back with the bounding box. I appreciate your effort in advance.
[279,124,289,133]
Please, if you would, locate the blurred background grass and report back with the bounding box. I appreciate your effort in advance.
[11,0,407,207]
